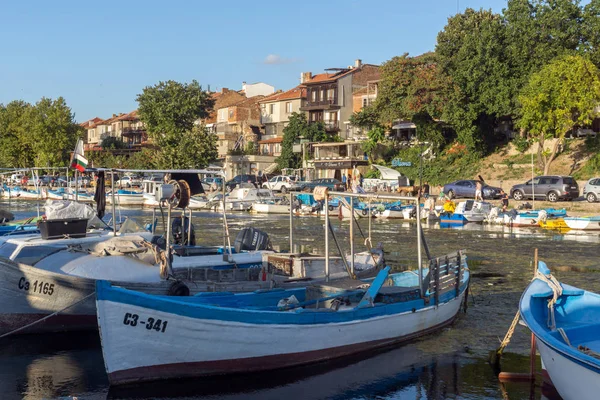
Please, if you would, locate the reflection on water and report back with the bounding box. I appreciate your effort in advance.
[2,200,598,399]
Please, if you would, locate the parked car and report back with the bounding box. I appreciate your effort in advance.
[69,177,91,188]
[442,180,502,200]
[261,175,297,193]
[510,175,579,202]
[9,174,25,185]
[55,176,68,187]
[583,177,600,203]
[297,178,345,193]
[566,127,597,139]
[201,177,224,191]
[225,175,259,191]
[115,176,141,188]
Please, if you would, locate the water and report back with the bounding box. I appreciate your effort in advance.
[2,200,598,399]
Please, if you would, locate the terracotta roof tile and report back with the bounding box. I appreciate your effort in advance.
[259,86,305,103]
[258,137,283,144]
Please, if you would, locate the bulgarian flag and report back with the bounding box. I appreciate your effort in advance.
[70,139,88,172]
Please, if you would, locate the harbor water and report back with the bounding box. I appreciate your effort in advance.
[2,200,599,399]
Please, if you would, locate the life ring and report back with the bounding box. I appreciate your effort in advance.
[168,281,190,296]
[361,208,368,216]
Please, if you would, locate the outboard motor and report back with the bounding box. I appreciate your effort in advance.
[172,216,196,246]
[234,227,272,253]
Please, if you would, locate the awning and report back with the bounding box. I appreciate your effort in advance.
[372,164,402,180]
[392,122,416,130]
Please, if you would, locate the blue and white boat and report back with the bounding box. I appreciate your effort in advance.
[563,216,600,231]
[95,250,469,385]
[440,200,493,224]
[106,189,144,206]
[520,262,600,400]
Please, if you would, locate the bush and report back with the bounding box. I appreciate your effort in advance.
[512,136,530,152]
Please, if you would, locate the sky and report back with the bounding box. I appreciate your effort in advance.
[0,0,511,122]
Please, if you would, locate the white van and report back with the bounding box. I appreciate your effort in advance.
[9,174,24,185]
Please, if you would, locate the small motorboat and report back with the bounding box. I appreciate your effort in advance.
[520,261,600,400]
[106,189,144,206]
[563,216,600,231]
[96,249,469,385]
[440,200,492,224]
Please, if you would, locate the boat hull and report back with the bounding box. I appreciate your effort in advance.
[564,217,600,231]
[251,203,290,214]
[0,258,267,335]
[536,337,600,400]
[97,288,465,385]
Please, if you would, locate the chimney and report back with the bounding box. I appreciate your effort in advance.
[222,88,229,94]
[112,114,117,118]
[354,59,362,68]
[300,72,312,83]
[242,81,247,92]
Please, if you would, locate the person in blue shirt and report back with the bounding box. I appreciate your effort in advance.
[342,174,347,190]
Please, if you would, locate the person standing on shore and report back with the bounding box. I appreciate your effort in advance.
[342,173,347,190]
[500,189,509,212]
[475,181,483,201]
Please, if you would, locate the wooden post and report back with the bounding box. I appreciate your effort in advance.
[324,195,330,282]
[289,192,293,252]
[111,171,117,236]
[350,196,355,275]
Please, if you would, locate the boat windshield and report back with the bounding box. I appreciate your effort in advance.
[0,242,18,259]
[13,245,64,265]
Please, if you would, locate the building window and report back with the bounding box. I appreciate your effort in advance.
[363,98,368,108]
[321,89,325,101]
[229,109,234,118]
[218,109,226,121]
[285,102,292,113]
[311,90,317,102]
[269,104,274,114]
[327,88,335,101]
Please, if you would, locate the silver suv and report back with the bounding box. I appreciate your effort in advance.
[583,177,600,202]
[510,176,579,202]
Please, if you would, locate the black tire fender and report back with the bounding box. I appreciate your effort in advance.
[168,281,190,296]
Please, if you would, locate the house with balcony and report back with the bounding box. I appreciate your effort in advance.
[203,88,247,136]
[215,95,264,158]
[310,141,369,181]
[83,111,149,152]
[299,59,380,140]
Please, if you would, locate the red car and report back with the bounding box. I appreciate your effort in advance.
[20,176,29,185]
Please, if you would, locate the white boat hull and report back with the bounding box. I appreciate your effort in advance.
[537,338,600,400]
[107,194,144,206]
[251,203,290,214]
[563,218,600,231]
[373,209,404,219]
[97,290,465,385]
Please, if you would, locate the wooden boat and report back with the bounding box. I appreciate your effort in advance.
[96,250,469,385]
[0,231,274,335]
[563,216,600,231]
[520,261,600,400]
[251,201,290,214]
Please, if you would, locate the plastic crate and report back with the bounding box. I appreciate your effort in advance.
[39,218,87,240]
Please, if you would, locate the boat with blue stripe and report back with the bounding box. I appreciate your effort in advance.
[520,261,600,400]
[96,248,469,385]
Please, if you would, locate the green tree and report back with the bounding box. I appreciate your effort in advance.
[362,126,386,161]
[517,55,600,174]
[137,80,216,168]
[277,112,305,170]
[436,9,512,151]
[0,101,34,167]
[504,0,585,119]
[27,97,82,167]
[582,0,600,66]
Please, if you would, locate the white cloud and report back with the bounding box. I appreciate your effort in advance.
[263,54,301,65]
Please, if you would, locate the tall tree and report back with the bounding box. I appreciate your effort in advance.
[582,0,600,66]
[137,80,216,168]
[504,0,585,117]
[27,97,82,167]
[436,9,512,151]
[517,55,600,174]
[0,101,34,167]
[277,112,328,170]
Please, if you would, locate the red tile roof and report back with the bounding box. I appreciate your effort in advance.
[258,137,283,144]
[259,86,305,103]
[79,117,103,128]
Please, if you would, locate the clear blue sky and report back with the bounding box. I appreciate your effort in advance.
[0,0,510,122]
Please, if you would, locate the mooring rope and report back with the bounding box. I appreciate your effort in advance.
[496,309,521,356]
[0,292,96,339]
